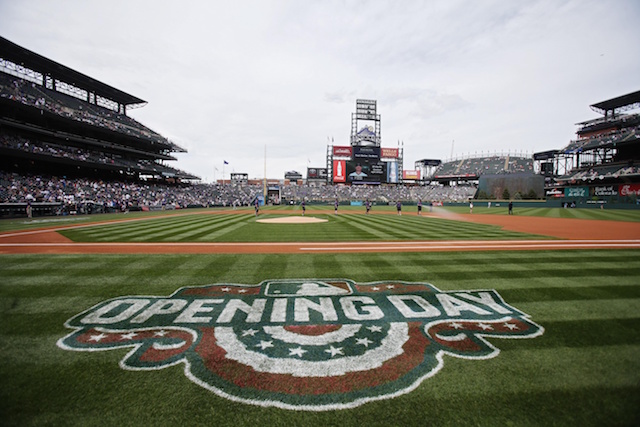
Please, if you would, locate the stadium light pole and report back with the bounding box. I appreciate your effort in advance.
[263,144,267,202]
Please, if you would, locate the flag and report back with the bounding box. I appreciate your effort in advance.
[224,160,229,165]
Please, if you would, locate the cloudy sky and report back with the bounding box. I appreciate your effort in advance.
[1,0,639,182]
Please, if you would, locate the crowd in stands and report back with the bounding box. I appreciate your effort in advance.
[1,171,477,214]
[434,155,533,178]
[280,184,475,203]
[561,125,640,153]
[0,72,183,151]
[558,164,640,182]
[0,132,193,179]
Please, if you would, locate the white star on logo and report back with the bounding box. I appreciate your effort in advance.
[154,330,168,337]
[386,285,395,289]
[256,340,274,350]
[325,345,344,357]
[449,322,464,330]
[89,333,107,342]
[221,287,230,292]
[356,337,373,347]
[371,286,380,291]
[477,323,493,331]
[120,332,138,340]
[238,289,247,293]
[242,329,258,337]
[367,325,383,333]
[288,347,307,358]
[503,322,519,330]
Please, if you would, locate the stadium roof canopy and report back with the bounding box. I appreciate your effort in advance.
[0,36,145,106]
[590,90,640,116]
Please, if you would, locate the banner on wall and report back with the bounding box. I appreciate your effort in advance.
[592,186,618,197]
[333,160,346,183]
[564,187,588,198]
[619,184,640,197]
[333,146,353,157]
[381,148,399,159]
[387,162,398,183]
[402,170,421,180]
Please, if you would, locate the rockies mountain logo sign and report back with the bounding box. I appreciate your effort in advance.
[58,279,544,410]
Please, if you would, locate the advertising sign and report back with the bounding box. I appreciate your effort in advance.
[333,146,353,157]
[353,146,381,159]
[387,162,398,183]
[592,186,618,197]
[346,159,387,184]
[402,170,421,180]
[333,160,346,183]
[308,168,329,180]
[564,187,588,198]
[620,184,640,196]
[545,188,564,198]
[381,148,399,159]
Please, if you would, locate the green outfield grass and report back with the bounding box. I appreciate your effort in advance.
[1,250,639,426]
[57,210,550,243]
[1,205,639,235]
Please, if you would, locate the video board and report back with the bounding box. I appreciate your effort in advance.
[345,159,387,184]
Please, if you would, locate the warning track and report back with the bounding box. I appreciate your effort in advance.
[1,211,639,254]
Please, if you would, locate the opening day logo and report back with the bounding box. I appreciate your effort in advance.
[58,279,544,411]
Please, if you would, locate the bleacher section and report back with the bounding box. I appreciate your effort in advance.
[433,155,533,179]
[557,163,640,183]
[0,72,184,152]
[0,70,197,181]
[561,125,639,153]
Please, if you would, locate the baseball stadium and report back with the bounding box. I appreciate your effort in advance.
[1,36,640,426]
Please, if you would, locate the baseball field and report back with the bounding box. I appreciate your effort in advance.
[1,205,639,426]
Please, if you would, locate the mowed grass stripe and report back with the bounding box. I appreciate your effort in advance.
[333,214,397,240]
[3,251,638,287]
[151,214,252,241]
[346,214,457,240]
[62,214,250,242]
[63,214,210,241]
[109,215,229,241]
[97,214,240,241]
[519,298,640,321]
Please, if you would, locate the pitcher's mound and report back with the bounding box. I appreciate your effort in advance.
[256,216,328,224]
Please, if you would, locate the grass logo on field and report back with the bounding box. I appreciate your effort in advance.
[58,279,544,410]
